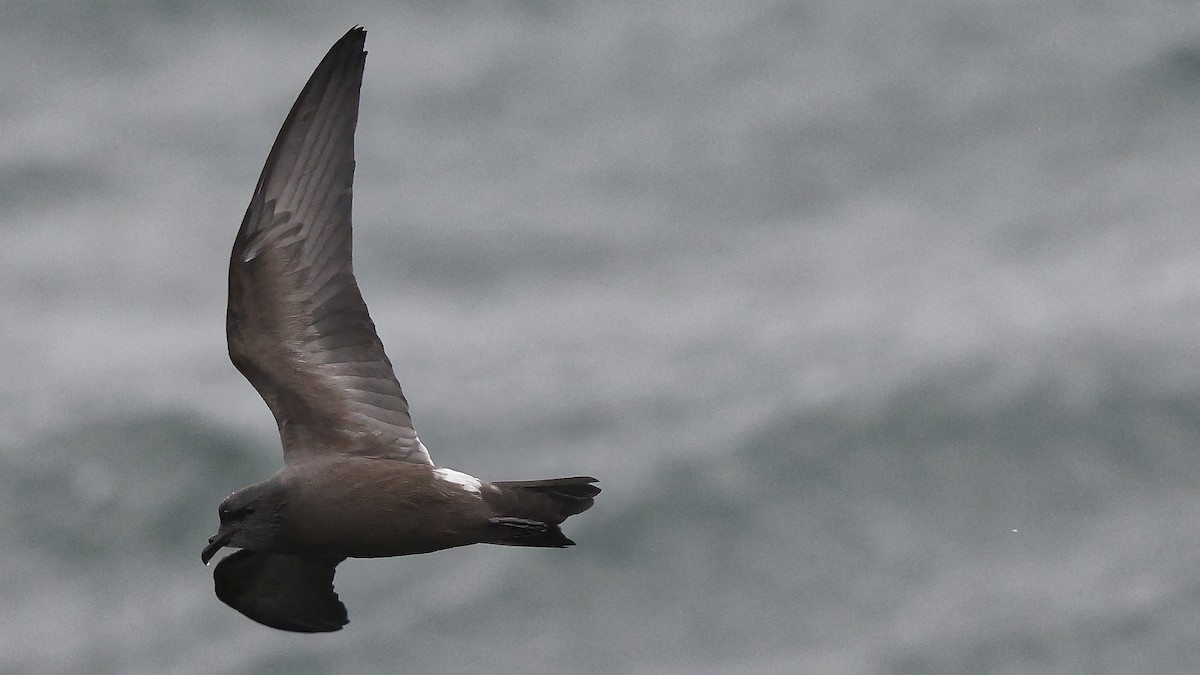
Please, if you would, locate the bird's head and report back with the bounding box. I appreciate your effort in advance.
[201,479,288,564]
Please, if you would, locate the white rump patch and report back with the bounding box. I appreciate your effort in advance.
[433,467,482,495]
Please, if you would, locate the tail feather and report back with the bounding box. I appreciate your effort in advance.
[484,476,599,548]
[490,476,600,517]
[488,517,576,548]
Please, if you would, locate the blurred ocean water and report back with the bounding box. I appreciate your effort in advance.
[3,1,1200,673]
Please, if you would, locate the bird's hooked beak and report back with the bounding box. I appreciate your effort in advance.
[202,527,236,565]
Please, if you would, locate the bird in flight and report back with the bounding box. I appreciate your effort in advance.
[201,27,599,633]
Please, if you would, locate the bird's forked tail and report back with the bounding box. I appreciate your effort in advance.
[484,476,600,548]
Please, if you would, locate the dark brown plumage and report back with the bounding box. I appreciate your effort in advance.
[203,27,599,633]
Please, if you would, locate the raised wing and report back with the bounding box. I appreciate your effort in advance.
[227,27,431,464]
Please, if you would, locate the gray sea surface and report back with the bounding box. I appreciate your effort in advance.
[3,1,1200,673]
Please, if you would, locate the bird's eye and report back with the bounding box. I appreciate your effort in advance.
[243,506,256,516]
[218,505,231,520]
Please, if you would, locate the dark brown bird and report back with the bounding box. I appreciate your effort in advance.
[201,27,599,633]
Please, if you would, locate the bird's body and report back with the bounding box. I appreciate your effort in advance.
[201,27,599,633]
[275,458,492,559]
[231,458,594,559]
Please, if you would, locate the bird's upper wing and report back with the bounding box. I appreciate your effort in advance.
[227,27,431,465]
[214,550,348,633]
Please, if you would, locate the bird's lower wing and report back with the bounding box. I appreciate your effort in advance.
[213,549,348,633]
